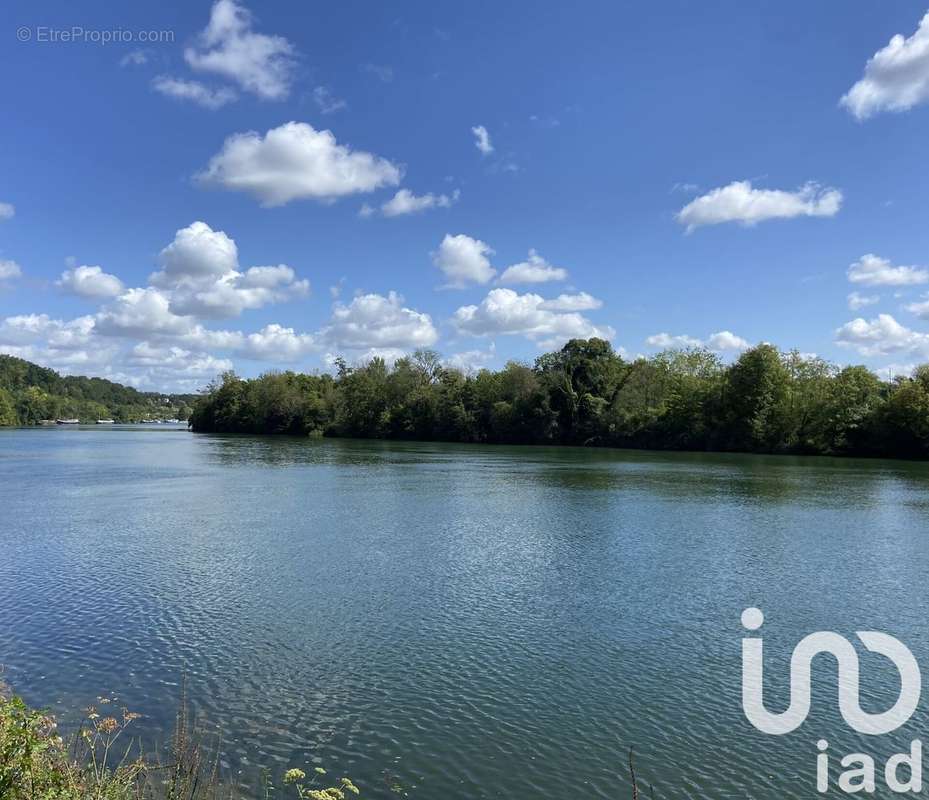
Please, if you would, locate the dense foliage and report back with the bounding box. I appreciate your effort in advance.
[189,339,929,459]
[0,355,197,424]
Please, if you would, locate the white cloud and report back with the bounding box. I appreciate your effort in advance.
[904,294,929,319]
[848,291,880,311]
[128,341,233,378]
[120,49,148,67]
[184,0,296,101]
[380,188,459,217]
[241,323,315,360]
[312,86,347,114]
[847,253,929,287]
[154,220,239,282]
[0,202,14,220]
[498,249,568,284]
[152,75,237,109]
[0,260,22,281]
[360,63,393,83]
[432,233,496,288]
[444,344,496,374]
[706,330,750,351]
[0,314,96,350]
[57,265,124,299]
[329,278,346,299]
[151,221,308,318]
[196,121,402,206]
[471,125,493,155]
[95,287,194,338]
[646,330,749,352]
[841,13,929,119]
[321,291,438,351]
[171,266,309,319]
[835,313,929,358]
[539,292,602,311]
[646,332,703,349]
[676,180,842,231]
[452,288,613,348]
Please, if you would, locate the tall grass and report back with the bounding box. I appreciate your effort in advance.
[0,690,359,800]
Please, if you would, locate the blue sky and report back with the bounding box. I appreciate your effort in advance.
[2,0,929,389]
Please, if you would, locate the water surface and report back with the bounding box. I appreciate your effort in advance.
[2,427,929,798]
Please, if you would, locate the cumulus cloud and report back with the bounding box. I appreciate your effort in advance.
[847,253,929,287]
[0,314,96,350]
[471,125,493,155]
[0,260,22,281]
[444,344,496,374]
[196,121,402,206]
[152,75,237,109]
[432,233,496,288]
[154,220,239,282]
[848,291,880,311]
[241,323,315,360]
[0,202,14,220]
[706,330,750,351]
[172,267,309,319]
[150,221,308,319]
[321,291,438,351]
[498,250,568,284]
[312,86,347,114]
[184,0,296,101]
[841,13,929,119]
[904,294,929,319]
[539,292,602,311]
[379,188,459,217]
[676,180,842,231]
[127,341,233,378]
[645,332,703,349]
[3,217,323,387]
[836,313,929,358]
[646,330,750,352]
[452,288,613,348]
[95,287,194,339]
[57,265,124,299]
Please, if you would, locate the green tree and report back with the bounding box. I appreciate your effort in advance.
[0,387,18,426]
[722,344,792,452]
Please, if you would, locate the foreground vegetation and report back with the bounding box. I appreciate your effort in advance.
[189,339,929,459]
[2,690,649,798]
[0,690,359,800]
[0,355,196,425]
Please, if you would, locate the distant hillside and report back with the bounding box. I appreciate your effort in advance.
[0,354,198,425]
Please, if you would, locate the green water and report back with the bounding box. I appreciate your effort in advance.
[2,426,929,798]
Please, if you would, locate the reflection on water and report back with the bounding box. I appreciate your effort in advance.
[1,427,929,799]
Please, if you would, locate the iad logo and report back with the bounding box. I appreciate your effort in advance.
[740,608,924,793]
[741,607,921,735]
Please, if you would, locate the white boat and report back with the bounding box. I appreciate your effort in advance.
[96,419,115,424]
[56,418,80,425]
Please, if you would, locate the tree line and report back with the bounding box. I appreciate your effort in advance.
[0,355,196,425]
[188,339,929,459]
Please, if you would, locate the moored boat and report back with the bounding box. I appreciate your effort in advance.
[96,419,115,424]
[56,418,80,425]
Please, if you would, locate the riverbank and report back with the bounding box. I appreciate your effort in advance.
[188,340,929,460]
